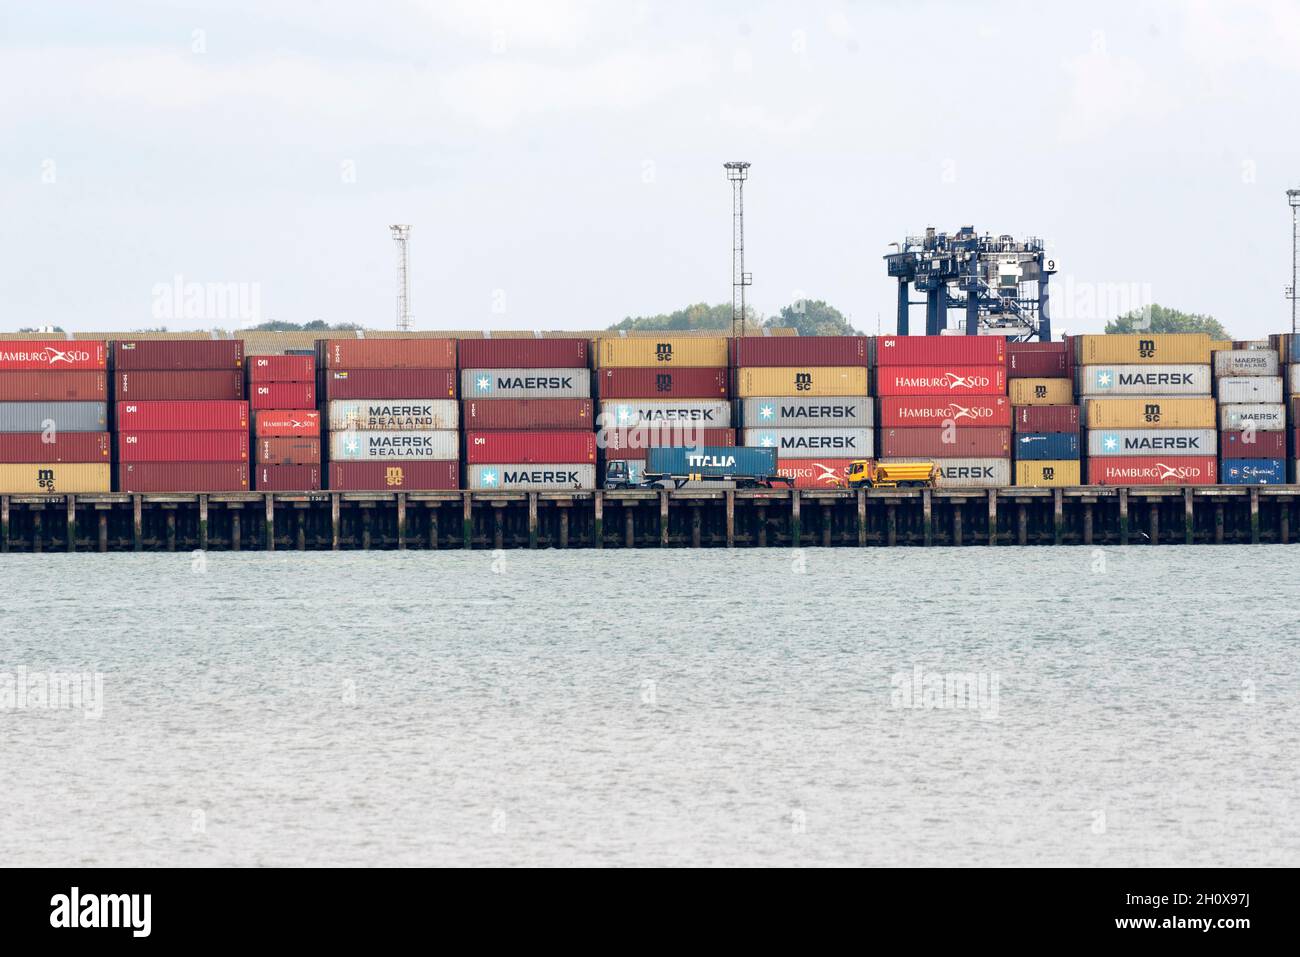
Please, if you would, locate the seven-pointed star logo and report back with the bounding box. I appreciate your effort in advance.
[759,404,774,419]
[476,376,492,392]
[482,470,498,486]
[1094,370,1112,388]
[344,436,360,455]
[616,406,633,424]
[1103,434,1118,451]
[758,433,776,447]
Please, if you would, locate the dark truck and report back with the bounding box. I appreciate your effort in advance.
[604,446,794,490]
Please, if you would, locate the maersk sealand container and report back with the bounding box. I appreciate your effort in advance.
[646,446,777,478]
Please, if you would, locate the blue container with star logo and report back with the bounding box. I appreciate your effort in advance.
[1013,432,1080,461]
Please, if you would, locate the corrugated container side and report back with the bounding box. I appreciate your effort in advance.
[319,339,456,369]
[465,430,596,465]
[116,370,245,401]
[1013,405,1080,433]
[1007,352,1069,378]
[248,355,316,381]
[460,398,591,430]
[329,399,459,431]
[742,427,874,459]
[880,427,1011,458]
[322,370,457,401]
[0,402,107,433]
[1015,460,1081,486]
[775,457,858,489]
[254,410,321,437]
[598,427,735,459]
[1221,430,1287,458]
[874,336,1006,367]
[878,457,1009,487]
[734,366,868,398]
[1217,377,1282,404]
[1013,433,1081,460]
[456,338,588,369]
[0,463,111,493]
[1213,350,1279,377]
[1086,429,1217,457]
[1287,365,1300,394]
[646,446,777,477]
[1083,397,1216,429]
[329,461,459,490]
[328,430,459,461]
[880,396,1011,428]
[874,366,1007,397]
[596,400,731,428]
[595,337,729,368]
[1221,459,1286,484]
[115,401,249,431]
[1072,334,1213,365]
[0,433,110,464]
[117,463,250,492]
[0,371,107,401]
[1086,455,1217,485]
[254,464,321,491]
[256,437,322,465]
[1008,378,1072,405]
[730,336,869,367]
[0,341,107,371]
[113,340,244,370]
[1076,364,1211,396]
[467,463,595,490]
[1219,403,1286,431]
[461,367,592,399]
[1006,341,1068,354]
[598,367,728,399]
[736,396,873,429]
[250,382,316,410]
[117,431,249,463]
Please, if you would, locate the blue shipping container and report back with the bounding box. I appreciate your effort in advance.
[1014,432,1080,461]
[646,446,778,477]
[1221,458,1286,484]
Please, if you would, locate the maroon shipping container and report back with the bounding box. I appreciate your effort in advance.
[875,335,1006,367]
[879,427,1011,458]
[116,370,244,400]
[254,464,321,491]
[0,341,107,371]
[0,432,109,464]
[1013,405,1080,433]
[729,336,869,367]
[461,398,593,430]
[255,410,321,437]
[457,338,588,369]
[319,339,456,370]
[874,365,1007,396]
[1006,341,1068,353]
[322,369,456,400]
[117,431,249,463]
[878,396,1012,428]
[250,381,315,410]
[329,461,459,490]
[598,367,728,399]
[115,401,249,431]
[248,355,315,382]
[1007,352,1068,378]
[117,462,250,492]
[601,427,735,460]
[0,371,107,401]
[1222,430,1287,458]
[256,437,321,465]
[465,430,597,465]
[112,340,244,370]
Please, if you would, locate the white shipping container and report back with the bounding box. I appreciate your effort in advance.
[737,396,874,429]
[1213,350,1279,376]
[1217,376,1282,404]
[329,429,459,460]
[1076,364,1210,395]
[327,399,459,431]
[1086,428,1217,457]
[742,427,874,459]
[597,400,731,429]
[467,463,596,490]
[1219,404,1286,431]
[880,457,1010,487]
[461,368,591,399]
[1289,364,1300,395]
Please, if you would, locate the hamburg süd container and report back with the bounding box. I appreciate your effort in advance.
[880,427,1011,458]
[1221,430,1287,458]
[595,336,729,369]
[1086,455,1217,485]
[600,427,735,459]
[465,430,596,465]
[1014,460,1081,486]
[318,338,456,370]
[0,463,111,493]
[879,396,1011,428]
[742,427,873,459]
[1220,459,1285,484]
[0,402,107,432]
[1086,429,1217,457]
[736,396,873,429]
[730,336,868,368]
[1013,433,1081,460]
[323,369,456,401]
[255,464,321,491]
[1007,351,1068,378]
[1082,397,1216,429]
[597,367,727,399]
[646,446,777,477]
[250,382,316,410]
[0,432,109,464]
[1217,376,1283,404]
[116,370,244,401]
[115,400,248,431]
[112,340,244,370]
[874,366,1007,397]
[256,437,322,465]
[1013,405,1079,433]
[328,399,458,431]
[597,400,731,428]
[1072,334,1213,366]
[775,457,857,489]
[329,461,459,491]
[1008,378,1072,405]
[456,338,588,370]
[1076,364,1211,395]
[328,430,458,461]
[733,366,868,398]
[1219,404,1285,431]
[1213,350,1279,377]
[117,431,249,463]
[117,462,250,492]
[461,398,591,431]
[467,463,596,490]
[255,410,321,437]
[874,335,1005,367]
[247,355,315,381]
[0,340,106,371]
[461,368,592,400]
[0,371,107,401]
[878,457,1009,487]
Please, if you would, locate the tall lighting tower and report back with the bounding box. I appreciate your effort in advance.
[724,162,752,337]
[390,224,413,331]
[1288,191,1300,336]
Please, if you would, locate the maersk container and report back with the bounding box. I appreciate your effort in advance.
[737,396,874,429]
[775,457,857,489]
[1086,455,1217,485]
[1013,405,1079,433]
[1086,429,1217,457]
[0,401,107,432]
[1217,376,1282,404]
[875,336,1005,367]
[461,368,591,399]
[874,366,1007,397]
[1213,350,1278,377]
[461,398,591,430]
[730,336,869,367]
[318,338,456,370]
[250,382,315,410]
[1221,430,1286,459]
[1014,460,1081,486]
[1219,403,1285,431]
[467,463,596,490]
[734,366,869,398]
[879,396,1010,428]
[743,427,873,459]
[0,432,109,464]
[465,430,596,465]
[1083,397,1216,429]
[598,367,727,399]
[1013,433,1080,460]
[324,369,456,401]
[328,399,459,431]
[880,427,1010,458]
[116,370,245,401]
[248,355,315,382]
[255,410,321,437]
[0,371,107,401]
[879,457,1009,487]
[595,337,728,368]
[117,462,250,492]
[113,340,244,370]
[600,427,735,459]
[1072,334,1213,366]
[328,430,458,461]
[329,461,459,490]
[646,446,777,477]
[1007,352,1068,378]
[254,464,321,491]
[0,463,111,493]
[115,400,248,431]
[1008,378,1072,405]
[1076,364,1211,396]
[117,431,249,463]
[256,437,321,465]
[597,400,731,429]
[457,338,588,370]
[1221,459,1285,484]
[0,340,106,371]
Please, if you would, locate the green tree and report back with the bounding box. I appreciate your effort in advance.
[244,319,361,331]
[608,303,733,332]
[17,326,65,333]
[1105,304,1231,340]
[766,299,863,336]
[609,299,860,334]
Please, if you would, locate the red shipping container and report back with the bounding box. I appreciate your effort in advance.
[115,401,249,431]
[465,430,596,465]
[255,410,321,437]
[598,367,728,399]
[600,427,735,460]
[875,365,1006,396]
[250,381,315,410]
[457,339,588,369]
[319,339,456,369]
[0,371,107,401]
[112,340,244,370]
[116,370,244,400]
[1006,341,1068,353]
[329,461,459,490]
[0,340,107,371]
[1007,352,1069,378]
[879,427,1011,458]
[117,462,250,492]
[248,355,315,381]
[117,431,249,463]
[878,396,1012,428]
[1013,405,1080,433]
[875,336,1006,367]
[461,399,593,430]
[256,437,321,465]
[1222,430,1287,458]
[255,464,321,491]
[776,458,858,489]
[322,369,456,400]
[1087,456,1217,485]
[0,432,109,463]
[730,336,869,367]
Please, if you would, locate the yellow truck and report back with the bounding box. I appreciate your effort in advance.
[838,460,938,489]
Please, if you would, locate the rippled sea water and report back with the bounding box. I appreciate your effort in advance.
[1,546,1297,867]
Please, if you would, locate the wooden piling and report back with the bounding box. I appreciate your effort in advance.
[1053,488,1064,545]
[1118,489,1129,545]
[1184,488,1194,545]
[331,494,341,550]
[791,491,801,546]
[660,490,670,547]
[922,490,932,546]
[66,496,76,552]
[1148,498,1159,545]
[726,491,735,548]
[397,493,407,550]
[593,491,603,549]
[987,490,997,546]
[625,505,635,548]
[199,495,209,550]
[527,493,538,549]
[265,494,275,551]
[230,507,241,552]
[1017,503,1027,546]
[462,492,474,550]
[857,490,867,547]
[133,495,143,551]
[1250,488,1260,544]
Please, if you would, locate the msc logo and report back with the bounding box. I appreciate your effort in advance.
[1138,338,1156,358]
[1042,467,1055,480]
[794,372,812,392]
[1034,385,1047,399]
[655,342,673,362]
[655,374,672,393]
[1143,403,1161,423]
[37,468,56,491]
[384,467,404,487]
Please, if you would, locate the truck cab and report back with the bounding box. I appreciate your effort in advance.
[842,460,938,489]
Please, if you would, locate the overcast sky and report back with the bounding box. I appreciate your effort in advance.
[2,1,1298,338]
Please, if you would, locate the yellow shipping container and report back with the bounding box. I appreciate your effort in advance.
[1073,333,1212,365]
[1015,460,1080,487]
[733,366,869,397]
[1083,397,1216,429]
[0,463,111,494]
[596,336,729,368]
[1008,378,1073,405]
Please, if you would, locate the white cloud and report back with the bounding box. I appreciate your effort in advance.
[413,0,597,51]
[1057,49,1169,143]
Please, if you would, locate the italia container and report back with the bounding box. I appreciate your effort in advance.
[874,335,1005,367]
[0,463,111,493]
[257,437,321,465]
[1007,351,1068,378]
[600,427,735,459]
[730,336,868,367]
[734,366,868,398]
[248,355,315,381]
[250,382,315,410]
[874,366,1007,397]
[879,457,1009,487]
[461,368,591,400]
[318,338,456,369]
[646,446,777,477]
[1013,405,1079,433]
[1072,334,1213,365]
[595,336,728,368]
[1219,404,1285,431]
[465,430,596,464]
[879,396,1010,428]
[1221,430,1286,459]
[1083,397,1216,429]
[115,400,248,431]
[1013,433,1080,460]
[1217,376,1282,404]
[457,338,588,369]
[0,402,107,432]
[328,399,459,431]
[1076,365,1211,395]
[461,398,591,431]
[1014,460,1081,487]
[112,340,244,370]
[744,427,873,459]
[1086,429,1217,456]
[736,396,873,429]
[117,431,249,462]
[117,462,250,492]
[255,464,321,491]
[322,369,456,401]
[598,367,727,399]
[880,427,1011,458]
[0,371,107,401]
[0,340,107,370]
[1221,459,1286,485]
[597,400,731,428]
[329,461,459,491]
[1213,350,1279,376]
[776,457,857,489]
[328,430,458,460]
[1008,378,1072,405]
[255,410,321,437]
[116,370,244,401]
[467,463,596,490]
[0,433,109,464]
[1086,456,1217,485]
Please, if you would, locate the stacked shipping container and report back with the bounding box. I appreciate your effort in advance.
[1214,344,1285,484]
[1007,340,1080,486]
[250,354,321,491]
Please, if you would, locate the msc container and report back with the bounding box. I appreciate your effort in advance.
[254,464,321,491]
[1213,350,1278,377]
[874,336,1005,367]
[0,402,107,432]
[742,427,873,459]
[250,381,315,410]
[113,340,244,370]
[879,396,1011,428]
[1221,459,1285,484]
[117,431,249,463]
[598,367,727,399]
[879,427,1011,458]
[0,432,109,464]
[1076,364,1211,395]
[878,457,1009,487]
[730,336,869,367]
[461,368,591,400]
[734,366,868,398]
[736,396,873,429]
[456,338,588,369]
[1007,351,1068,378]
[1086,429,1217,457]
[460,398,591,431]
[1219,404,1285,431]
[318,338,456,370]
[115,400,249,431]
[596,400,731,429]
[1013,405,1080,433]
[601,427,735,459]
[328,399,459,431]
[329,461,459,491]
[328,430,458,461]
[255,410,321,437]
[874,366,1007,397]
[1221,430,1286,459]
[647,446,777,477]
[116,370,244,401]
[467,463,595,490]
[0,340,106,371]
[0,371,107,401]
[1008,378,1072,405]
[1086,455,1217,485]
[117,462,250,492]
[0,463,111,493]
[1013,433,1081,460]
[1072,334,1213,366]
[248,355,315,381]
[1015,460,1081,486]
[256,437,321,465]
[775,457,857,489]
[1083,397,1216,429]
[465,430,596,465]
[322,369,456,401]
[1217,376,1282,404]
[595,336,729,368]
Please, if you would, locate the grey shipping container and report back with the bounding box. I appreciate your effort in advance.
[461,368,591,400]
[0,401,108,432]
[741,427,874,459]
[1217,376,1283,404]
[327,399,459,431]
[467,463,596,490]
[329,429,459,460]
[736,396,874,429]
[1086,428,1218,457]
[1213,350,1279,377]
[880,457,1010,487]
[1219,404,1286,431]
[597,400,731,429]
[1076,364,1211,395]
